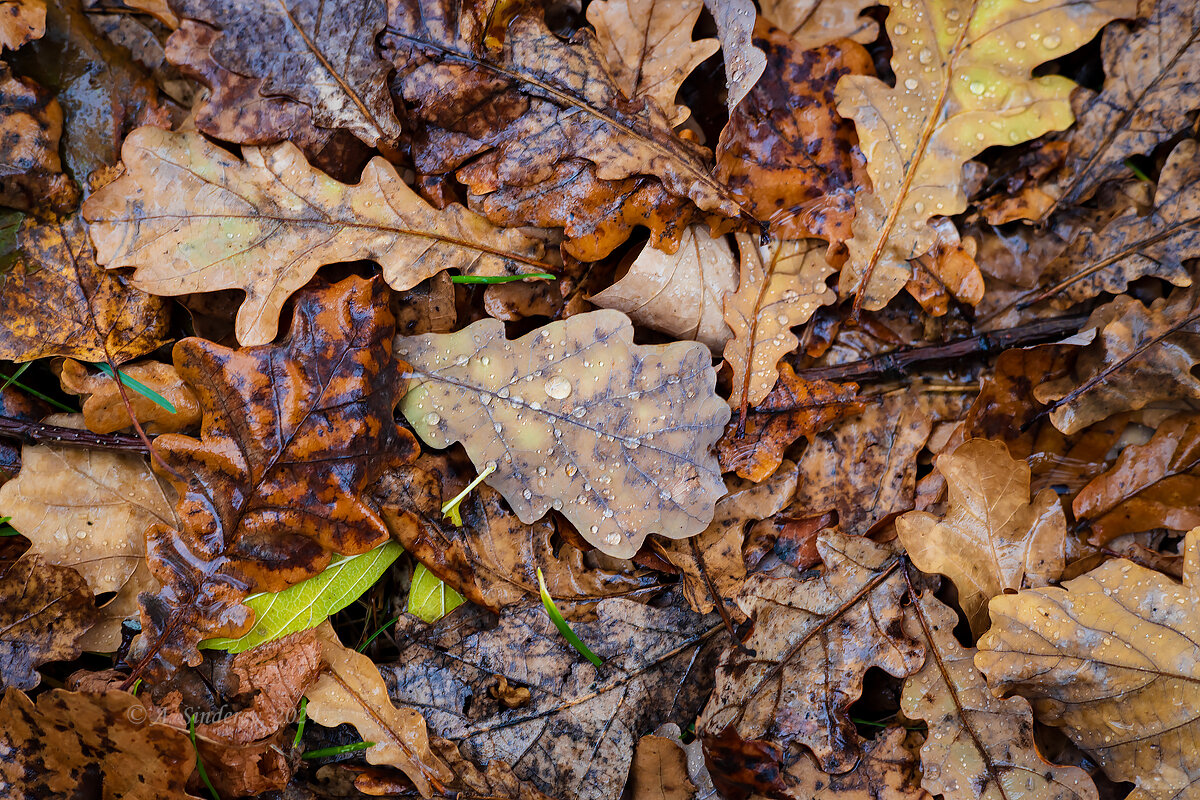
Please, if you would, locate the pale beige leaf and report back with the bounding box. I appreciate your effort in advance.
[897,438,1066,635]
[0,414,175,594]
[976,529,1200,800]
[398,309,730,558]
[724,235,835,409]
[590,226,737,352]
[77,563,155,653]
[834,0,1133,310]
[703,0,767,110]
[83,127,546,346]
[58,358,200,435]
[306,621,453,797]
[586,0,719,125]
[902,590,1098,800]
[630,733,697,800]
[758,0,878,50]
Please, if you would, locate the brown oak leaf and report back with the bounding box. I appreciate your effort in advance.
[758,0,879,50]
[0,0,44,51]
[58,358,201,435]
[0,63,77,212]
[0,556,97,690]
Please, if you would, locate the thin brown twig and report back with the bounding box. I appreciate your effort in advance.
[0,414,148,452]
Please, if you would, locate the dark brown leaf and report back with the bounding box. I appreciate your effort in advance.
[0,63,77,212]
[0,556,96,690]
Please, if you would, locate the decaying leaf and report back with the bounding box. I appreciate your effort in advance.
[0,61,77,214]
[717,363,864,482]
[585,0,718,126]
[398,309,729,558]
[0,556,97,690]
[1034,288,1200,434]
[724,235,836,410]
[0,414,174,594]
[169,0,401,147]
[0,215,167,363]
[385,592,721,800]
[1037,139,1199,307]
[1056,0,1200,206]
[902,590,1099,800]
[590,226,737,352]
[714,23,871,243]
[0,688,194,799]
[0,0,44,51]
[758,0,879,50]
[137,277,410,673]
[897,438,1067,634]
[835,0,1132,311]
[700,532,924,774]
[84,127,546,346]
[703,0,767,110]
[977,528,1200,800]
[58,358,201,434]
[630,732,696,800]
[1073,411,1200,543]
[306,621,458,797]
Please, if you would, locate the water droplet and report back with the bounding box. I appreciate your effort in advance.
[493,423,503,433]
[918,48,933,64]
[522,489,532,500]
[1042,33,1062,49]
[537,466,547,476]
[565,464,578,478]
[544,376,572,400]
[604,532,620,546]
[968,81,986,95]
[893,23,908,35]
[423,412,441,426]
[776,314,789,326]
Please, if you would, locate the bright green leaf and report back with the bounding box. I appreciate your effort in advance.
[407,563,465,623]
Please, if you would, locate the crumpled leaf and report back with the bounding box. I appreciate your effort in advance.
[758,0,879,50]
[897,438,1067,635]
[717,363,864,482]
[0,0,44,51]
[902,590,1099,800]
[84,127,545,347]
[714,23,871,243]
[1073,411,1200,543]
[0,215,166,364]
[585,0,718,126]
[0,688,194,799]
[700,532,924,774]
[903,217,984,315]
[136,277,410,674]
[703,0,767,110]
[0,413,175,594]
[1037,139,1198,307]
[0,556,97,690]
[1056,0,1200,206]
[384,591,721,800]
[169,0,401,147]
[1034,288,1200,434]
[630,732,696,800]
[306,621,455,798]
[398,309,730,559]
[724,235,836,410]
[0,64,76,215]
[58,358,201,435]
[429,736,559,800]
[834,0,1132,311]
[977,528,1200,800]
[590,226,737,352]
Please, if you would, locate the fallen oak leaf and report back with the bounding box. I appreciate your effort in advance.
[758,0,879,50]
[0,0,44,51]
[397,309,730,559]
[834,0,1133,313]
[0,555,97,690]
[630,731,696,800]
[0,60,77,214]
[84,127,547,347]
[58,358,201,435]
[703,0,767,111]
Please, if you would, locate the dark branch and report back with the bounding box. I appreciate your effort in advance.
[0,415,150,453]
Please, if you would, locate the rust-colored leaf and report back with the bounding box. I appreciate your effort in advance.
[398,309,729,558]
[59,358,201,435]
[0,62,77,214]
[0,556,96,690]
[0,0,44,51]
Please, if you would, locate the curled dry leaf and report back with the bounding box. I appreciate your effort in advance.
[0,556,97,690]
[585,0,719,126]
[137,277,409,673]
[84,127,545,347]
[714,23,871,243]
[0,0,44,51]
[977,528,1200,800]
[903,217,984,315]
[1037,139,1199,308]
[306,621,453,797]
[385,592,722,800]
[1056,0,1200,207]
[430,736,558,800]
[0,63,77,213]
[897,438,1067,635]
[655,461,799,616]
[724,235,836,410]
[700,532,925,774]
[703,0,767,110]
[590,226,737,352]
[0,413,174,594]
[398,309,730,559]
[58,358,201,434]
[717,363,864,482]
[630,732,696,800]
[902,589,1099,800]
[1034,288,1200,434]
[1073,411,1200,543]
[0,215,166,363]
[169,0,401,147]
[834,0,1132,311]
[758,0,879,50]
[0,688,194,800]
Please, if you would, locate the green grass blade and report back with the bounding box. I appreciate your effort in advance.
[300,741,374,760]
[94,362,177,413]
[440,462,495,526]
[536,567,603,666]
[201,540,403,653]
[189,715,221,800]
[407,563,464,623]
[292,697,308,747]
[0,369,75,412]
[451,273,556,284]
